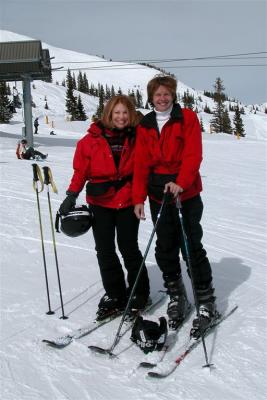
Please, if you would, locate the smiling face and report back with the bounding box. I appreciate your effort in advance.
[111,103,130,129]
[152,85,174,112]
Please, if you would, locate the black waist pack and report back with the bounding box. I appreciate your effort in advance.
[86,175,132,197]
[148,173,177,201]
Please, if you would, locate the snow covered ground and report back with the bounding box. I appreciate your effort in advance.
[0,119,266,400]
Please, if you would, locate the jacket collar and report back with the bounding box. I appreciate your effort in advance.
[87,121,105,137]
[88,121,135,139]
[140,103,183,129]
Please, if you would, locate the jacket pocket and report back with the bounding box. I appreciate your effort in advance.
[86,181,113,196]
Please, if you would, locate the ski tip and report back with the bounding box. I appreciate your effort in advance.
[88,345,110,355]
[42,338,72,348]
[88,345,118,358]
[147,371,166,379]
[139,361,157,369]
[42,339,65,348]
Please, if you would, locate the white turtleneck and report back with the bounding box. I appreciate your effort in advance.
[154,105,173,133]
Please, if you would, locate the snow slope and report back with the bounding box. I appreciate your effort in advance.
[0,120,267,400]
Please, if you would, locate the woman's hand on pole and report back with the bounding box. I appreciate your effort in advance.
[164,182,183,198]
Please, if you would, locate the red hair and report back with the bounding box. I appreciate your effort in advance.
[101,95,138,128]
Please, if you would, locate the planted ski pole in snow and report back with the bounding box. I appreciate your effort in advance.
[175,195,211,368]
[43,166,67,320]
[32,163,54,315]
[89,192,169,357]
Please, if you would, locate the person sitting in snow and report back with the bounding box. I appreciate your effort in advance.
[16,139,47,160]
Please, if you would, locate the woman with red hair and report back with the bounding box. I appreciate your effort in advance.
[59,96,150,320]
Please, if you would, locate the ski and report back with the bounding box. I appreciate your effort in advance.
[42,311,122,348]
[147,305,238,378]
[88,294,165,356]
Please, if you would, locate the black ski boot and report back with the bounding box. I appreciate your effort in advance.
[190,284,219,339]
[126,290,150,321]
[165,277,191,330]
[96,293,126,321]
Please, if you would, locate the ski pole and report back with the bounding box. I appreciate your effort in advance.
[107,192,169,356]
[175,195,212,368]
[32,163,54,315]
[43,166,68,320]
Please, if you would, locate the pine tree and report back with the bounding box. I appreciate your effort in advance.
[96,86,105,118]
[233,106,245,137]
[65,69,78,120]
[136,89,143,108]
[77,71,84,92]
[105,84,111,100]
[83,73,89,94]
[72,73,77,90]
[182,90,194,109]
[89,83,94,96]
[76,95,87,121]
[144,100,150,110]
[222,109,232,134]
[199,117,205,132]
[210,77,227,133]
[204,103,212,114]
[111,85,115,97]
[0,82,12,123]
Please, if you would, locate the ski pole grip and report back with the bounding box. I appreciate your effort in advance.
[176,195,182,209]
[55,211,61,233]
[43,166,50,185]
[32,163,39,182]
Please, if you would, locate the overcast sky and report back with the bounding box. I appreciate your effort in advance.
[0,0,266,104]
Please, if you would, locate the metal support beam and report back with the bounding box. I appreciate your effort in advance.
[22,76,33,146]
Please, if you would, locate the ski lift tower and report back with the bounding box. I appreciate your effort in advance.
[0,40,52,146]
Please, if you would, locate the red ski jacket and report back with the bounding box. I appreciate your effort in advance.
[132,104,203,204]
[68,122,136,209]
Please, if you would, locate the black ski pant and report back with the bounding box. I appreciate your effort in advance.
[23,147,45,160]
[90,205,150,299]
[149,195,213,289]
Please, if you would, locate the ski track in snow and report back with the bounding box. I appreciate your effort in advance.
[0,130,267,400]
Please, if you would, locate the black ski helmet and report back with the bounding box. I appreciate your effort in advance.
[130,316,168,353]
[56,205,93,237]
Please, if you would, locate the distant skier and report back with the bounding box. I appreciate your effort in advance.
[34,118,39,134]
[16,139,47,160]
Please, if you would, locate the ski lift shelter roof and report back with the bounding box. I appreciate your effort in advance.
[0,40,51,81]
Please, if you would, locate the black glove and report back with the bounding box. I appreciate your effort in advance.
[59,192,78,215]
